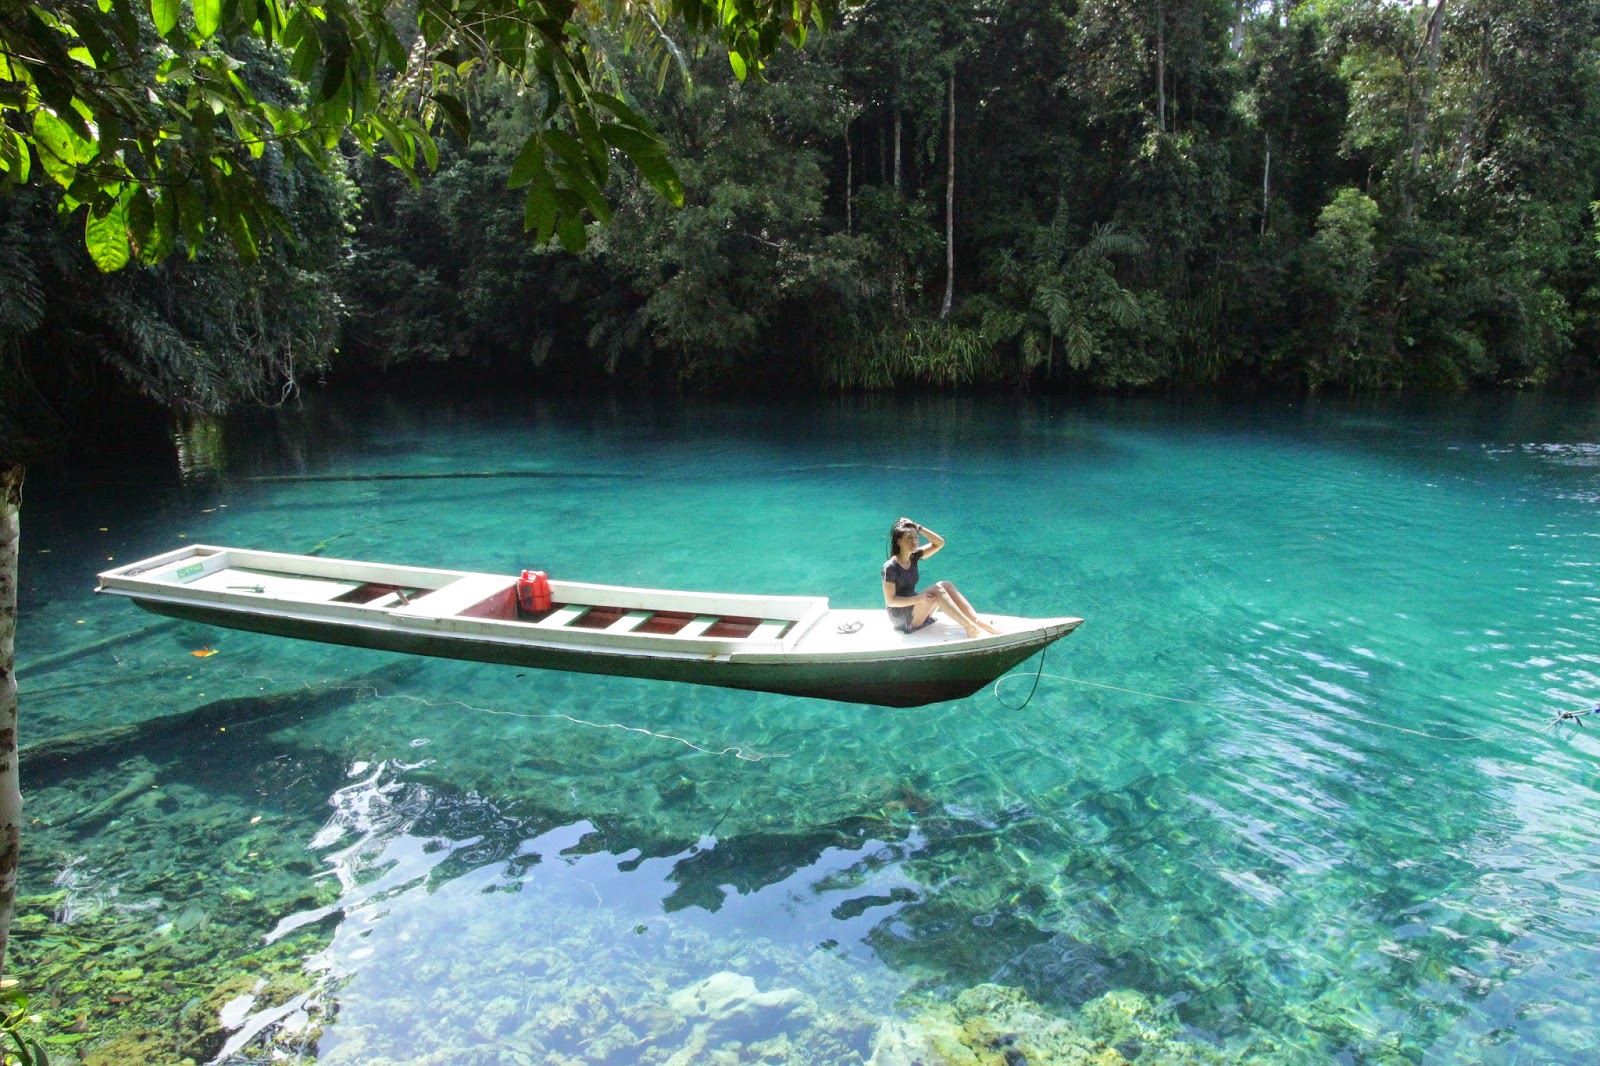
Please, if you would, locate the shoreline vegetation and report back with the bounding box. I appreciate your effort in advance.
[6,2,1600,458]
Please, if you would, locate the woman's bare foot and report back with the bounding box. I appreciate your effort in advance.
[979,620,1002,635]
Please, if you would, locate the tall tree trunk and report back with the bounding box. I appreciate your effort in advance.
[1410,0,1448,167]
[878,122,886,186]
[893,111,902,191]
[1261,134,1272,236]
[941,68,955,320]
[1157,0,1168,132]
[0,461,22,983]
[1452,32,1488,186]
[845,119,854,234]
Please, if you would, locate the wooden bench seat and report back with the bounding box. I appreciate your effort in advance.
[391,575,514,617]
[534,604,590,628]
[604,610,654,633]
[748,619,789,642]
[675,616,721,638]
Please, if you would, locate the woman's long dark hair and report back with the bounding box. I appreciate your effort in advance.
[888,520,918,561]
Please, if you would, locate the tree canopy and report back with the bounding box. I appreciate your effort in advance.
[0,0,839,269]
[7,0,1600,446]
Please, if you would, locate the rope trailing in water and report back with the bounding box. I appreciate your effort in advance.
[992,645,1049,711]
[992,667,1503,743]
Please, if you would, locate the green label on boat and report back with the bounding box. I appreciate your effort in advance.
[176,562,204,580]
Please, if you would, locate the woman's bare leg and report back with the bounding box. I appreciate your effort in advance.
[937,581,1000,634]
[931,587,982,638]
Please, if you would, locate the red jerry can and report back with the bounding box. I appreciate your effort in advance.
[517,570,552,613]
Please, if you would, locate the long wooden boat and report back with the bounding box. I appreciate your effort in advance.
[96,546,1083,707]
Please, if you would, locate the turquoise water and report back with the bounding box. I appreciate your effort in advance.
[16,392,1600,1064]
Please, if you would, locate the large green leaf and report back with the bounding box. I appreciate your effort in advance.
[508,133,546,190]
[142,186,178,264]
[150,0,180,37]
[598,124,683,206]
[523,182,556,243]
[552,159,612,224]
[30,109,81,185]
[630,152,684,208]
[85,191,132,272]
[194,0,222,40]
[0,128,31,183]
[429,92,472,143]
[592,93,653,132]
[542,128,589,174]
[556,210,585,253]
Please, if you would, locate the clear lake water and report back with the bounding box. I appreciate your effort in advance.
[14,390,1600,1064]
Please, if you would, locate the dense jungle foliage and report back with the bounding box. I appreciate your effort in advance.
[5,0,1600,450]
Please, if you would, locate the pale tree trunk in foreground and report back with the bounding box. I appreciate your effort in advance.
[0,461,22,983]
[941,68,955,319]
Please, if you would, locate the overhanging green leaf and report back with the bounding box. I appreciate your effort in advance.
[85,190,132,272]
[151,0,180,37]
[508,133,546,190]
[556,210,585,253]
[430,92,472,143]
[523,181,556,243]
[194,0,222,40]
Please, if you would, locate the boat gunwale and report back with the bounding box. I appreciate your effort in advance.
[98,545,1081,665]
[97,546,836,657]
[101,545,829,617]
[99,584,1079,664]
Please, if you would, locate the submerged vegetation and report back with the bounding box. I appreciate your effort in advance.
[4,0,1600,454]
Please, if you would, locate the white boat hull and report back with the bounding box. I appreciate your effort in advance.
[98,546,1083,707]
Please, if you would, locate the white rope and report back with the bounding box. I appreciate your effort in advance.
[993,671,1496,743]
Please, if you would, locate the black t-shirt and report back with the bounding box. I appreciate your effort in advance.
[882,550,923,599]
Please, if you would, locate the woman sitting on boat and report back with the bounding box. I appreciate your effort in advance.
[882,517,999,639]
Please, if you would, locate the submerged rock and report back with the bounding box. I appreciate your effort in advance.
[659,971,816,1065]
[178,973,259,1062]
[667,971,810,1025]
[81,1026,192,1066]
[870,985,1229,1066]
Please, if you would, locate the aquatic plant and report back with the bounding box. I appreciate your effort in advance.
[0,985,47,1066]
